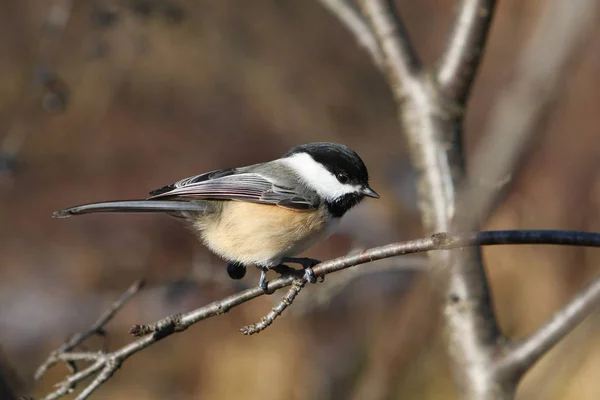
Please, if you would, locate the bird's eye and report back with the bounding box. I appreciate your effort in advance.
[336,172,349,184]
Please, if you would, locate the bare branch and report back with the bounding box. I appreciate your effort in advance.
[74,359,119,400]
[357,0,422,103]
[496,274,600,381]
[138,230,600,337]
[34,230,600,399]
[43,359,104,400]
[292,254,429,314]
[34,281,144,400]
[318,0,384,69]
[440,2,596,395]
[240,278,308,335]
[436,0,497,103]
[352,5,495,395]
[358,0,458,238]
[34,280,144,382]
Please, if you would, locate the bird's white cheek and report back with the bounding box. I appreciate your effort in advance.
[282,153,359,200]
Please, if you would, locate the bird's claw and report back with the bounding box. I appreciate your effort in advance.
[304,267,317,284]
[259,268,275,295]
[280,257,322,284]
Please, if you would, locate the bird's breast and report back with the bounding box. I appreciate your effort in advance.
[193,202,332,267]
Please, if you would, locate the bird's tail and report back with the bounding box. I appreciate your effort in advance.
[53,200,212,218]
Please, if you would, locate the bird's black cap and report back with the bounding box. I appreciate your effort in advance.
[284,142,370,187]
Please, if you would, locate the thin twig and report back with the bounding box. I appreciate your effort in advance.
[34,280,144,381]
[436,0,497,103]
[318,0,384,69]
[33,281,144,400]
[240,278,308,335]
[74,361,119,400]
[34,230,600,400]
[42,359,104,400]
[495,271,600,381]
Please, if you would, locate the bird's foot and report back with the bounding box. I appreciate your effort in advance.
[303,266,317,284]
[281,257,322,284]
[259,268,275,295]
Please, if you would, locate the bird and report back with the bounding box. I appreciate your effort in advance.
[54,142,379,292]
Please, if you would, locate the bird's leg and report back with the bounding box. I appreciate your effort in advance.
[281,257,321,284]
[259,267,275,295]
[258,258,321,294]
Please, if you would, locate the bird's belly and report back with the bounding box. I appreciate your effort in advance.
[194,202,331,267]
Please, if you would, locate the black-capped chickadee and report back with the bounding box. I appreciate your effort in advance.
[55,142,379,292]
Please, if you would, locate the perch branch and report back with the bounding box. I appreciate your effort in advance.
[34,230,600,399]
[293,254,429,314]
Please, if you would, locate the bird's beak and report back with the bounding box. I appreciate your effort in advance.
[362,186,380,198]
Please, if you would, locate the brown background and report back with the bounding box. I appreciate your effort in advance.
[0,1,599,399]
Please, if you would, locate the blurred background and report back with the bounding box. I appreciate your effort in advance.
[0,0,599,399]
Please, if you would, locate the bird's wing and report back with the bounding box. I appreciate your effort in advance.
[148,168,318,210]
